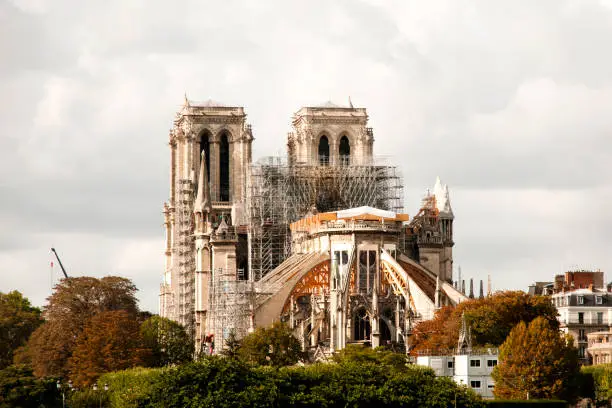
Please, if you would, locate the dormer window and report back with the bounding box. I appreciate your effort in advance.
[596,296,603,305]
[578,296,584,305]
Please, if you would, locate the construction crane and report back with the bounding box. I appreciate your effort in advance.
[50,248,69,279]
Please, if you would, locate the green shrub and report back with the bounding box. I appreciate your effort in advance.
[68,389,109,408]
[582,363,612,404]
[86,346,486,407]
[97,366,165,408]
[485,400,568,407]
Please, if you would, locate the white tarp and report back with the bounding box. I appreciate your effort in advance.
[336,206,396,220]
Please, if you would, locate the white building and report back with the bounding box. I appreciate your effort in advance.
[551,286,612,363]
[416,351,499,399]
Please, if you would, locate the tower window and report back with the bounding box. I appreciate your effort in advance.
[219,133,230,201]
[199,131,211,183]
[318,135,330,166]
[339,135,350,165]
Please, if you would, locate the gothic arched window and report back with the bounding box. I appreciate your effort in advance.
[339,135,350,165]
[199,131,211,182]
[353,308,371,341]
[318,135,330,166]
[219,133,230,201]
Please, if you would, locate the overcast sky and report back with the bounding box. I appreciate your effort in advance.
[2,0,611,313]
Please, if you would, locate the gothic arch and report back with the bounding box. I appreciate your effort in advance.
[199,129,212,182]
[339,134,350,166]
[318,134,330,165]
[219,131,230,201]
[215,127,234,142]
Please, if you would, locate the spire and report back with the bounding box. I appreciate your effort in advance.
[469,278,474,299]
[348,96,354,108]
[457,312,472,353]
[194,151,211,215]
[184,92,190,107]
[487,274,492,296]
[479,280,484,299]
[458,266,462,290]
[433,177,453,215]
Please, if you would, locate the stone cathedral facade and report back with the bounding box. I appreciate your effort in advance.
[160,98,464,354]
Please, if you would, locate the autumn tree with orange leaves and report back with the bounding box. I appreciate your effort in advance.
[410,291,558,355]
[19,276,140,378]
[492,316,580,401]
[68,310,150,387]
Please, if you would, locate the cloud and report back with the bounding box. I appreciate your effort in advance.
[1,0,611,313]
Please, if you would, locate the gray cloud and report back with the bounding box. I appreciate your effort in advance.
[1,0,611,312]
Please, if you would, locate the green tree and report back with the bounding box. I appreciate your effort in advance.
[68,310,150,387]
[0,291,43,370]
[0,365,59,408]
[22,276,140,378]
[140,315,193,367]
[220,329,241,359]
[492,316,580,401]
[238,322,304,367]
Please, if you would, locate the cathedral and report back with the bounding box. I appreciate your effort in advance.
[159,97,466,355]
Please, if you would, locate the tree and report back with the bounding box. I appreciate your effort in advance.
[492,316,580,401]
[23,276,140,378]
[238,322,304,367]
[140,315,193,366]
[68,310,150,387]
[0,365,59,408]
[411,291,559,354]
[0,291,43,369]
[220,329,241,359]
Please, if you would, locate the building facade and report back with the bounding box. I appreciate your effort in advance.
[587,329,612,365]
[416,351,498,399]
[548,271,611,363]
[159,97,463,353]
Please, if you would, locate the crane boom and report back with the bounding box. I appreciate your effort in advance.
[50,248,69,279]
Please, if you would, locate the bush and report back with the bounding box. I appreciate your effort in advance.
[485,400,568,407]
[83,346,486,407]
[582,363,612,404]
[68,389,110,408]
[0,365,59,408]
[97,366,166,408]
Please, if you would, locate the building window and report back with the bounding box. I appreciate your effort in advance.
[578,312,584,324]
[447,361,453,369]
[578,296,584,305]
[318,135,330,166]
[597,296,603,305]
[470,380,481,389]
[598,312,604,325]
[470,359,481,367]
[579,345,586,358]
[353,308,371,341]
[487,384,495,389]
[339,135,350,165]
[358,250,377,293]
[219,133,230,201]
[579,329,586,341]
[199,131,211,183]
[487,359,497,367]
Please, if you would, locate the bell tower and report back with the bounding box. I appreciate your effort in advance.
[287,101,374,167]
[160,96,253,344]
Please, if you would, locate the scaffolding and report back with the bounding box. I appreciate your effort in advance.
[208,268,254,348]
[248,156,404,281]
[174,178,196,337]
